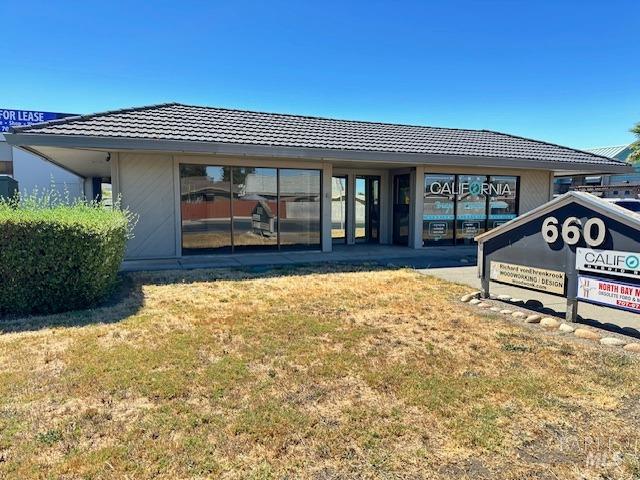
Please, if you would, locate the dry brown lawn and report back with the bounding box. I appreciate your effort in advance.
[1,265,639,479]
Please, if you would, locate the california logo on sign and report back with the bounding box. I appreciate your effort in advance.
[576,248,640,280]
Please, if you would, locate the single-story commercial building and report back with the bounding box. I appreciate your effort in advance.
[3,103,632,263]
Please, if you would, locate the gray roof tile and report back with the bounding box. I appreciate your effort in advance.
[10,102,623,166]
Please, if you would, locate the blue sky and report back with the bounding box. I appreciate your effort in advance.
[2,0,638,149]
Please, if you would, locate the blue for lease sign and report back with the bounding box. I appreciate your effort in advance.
[0,108,74,133]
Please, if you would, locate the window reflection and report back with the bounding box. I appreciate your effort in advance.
[278,169,321,249]
[488,176,518,229]
[180,165,232,254]
[456,175,487,244]
[232,167,278,251]
[332,176,347,243]
[355,177,366,240]
[423,173,519,246]
[180,164,321,254]
[423,174,455,245]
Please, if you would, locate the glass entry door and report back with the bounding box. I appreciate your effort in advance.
[355,176,380,243]
[393,174,411,245]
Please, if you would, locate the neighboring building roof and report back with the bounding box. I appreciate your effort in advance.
[585,145,632,162]
[8,103,625,168]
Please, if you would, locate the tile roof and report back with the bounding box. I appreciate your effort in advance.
[10,102,624,166]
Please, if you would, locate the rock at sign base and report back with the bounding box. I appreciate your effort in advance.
[574,329,601,341]
[497,294,511,301]
[510,298,523,304]
[559,324,575,333]
[512,311,526,319]
[499,309,513,315]
[623,343,640,353]
[524,315,541,324]
[600,337,627,347]
[469,299,481,305]
[477,302,491,308]
[460,294,474,302]
[540,317,560,328]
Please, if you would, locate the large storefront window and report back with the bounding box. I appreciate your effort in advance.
[423,173,519,246]
[278,169,321,249]
[488,175,518,229]
[180,165,232,254]
[423,174,455,245]
[456,175,488,245]
[232,167,278,251]
[180,164,321,254]
[180,165,320,255]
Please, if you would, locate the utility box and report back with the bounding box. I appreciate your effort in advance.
[0,175,18,200]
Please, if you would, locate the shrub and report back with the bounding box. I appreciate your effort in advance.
[0,193,135,316]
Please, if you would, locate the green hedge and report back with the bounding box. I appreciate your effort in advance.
[0,197,134,316]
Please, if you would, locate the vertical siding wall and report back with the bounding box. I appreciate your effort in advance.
[118,153,177,259]
[518,170,553,213]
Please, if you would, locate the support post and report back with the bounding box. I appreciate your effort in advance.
[321,163,333,252]
[478,242,489,298]
[566,298,578,323]
[565,246,579,322]
[481,277,490,299]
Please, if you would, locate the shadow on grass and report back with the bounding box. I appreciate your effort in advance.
[0,275,144,334]
[0,262,403,334]
[519,299,640,340]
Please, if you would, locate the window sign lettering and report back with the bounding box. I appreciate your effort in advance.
[423,174,519,246]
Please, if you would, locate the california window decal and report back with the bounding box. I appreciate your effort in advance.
[423,174,519,246]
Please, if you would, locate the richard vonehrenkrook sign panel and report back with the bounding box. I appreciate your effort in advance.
[576,248,640,280]
[489,261,565,295]
[578,275,640,314]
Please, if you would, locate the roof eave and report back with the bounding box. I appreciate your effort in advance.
[3,132,631,173]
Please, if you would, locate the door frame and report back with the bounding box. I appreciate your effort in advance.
[355,175,381,244]
[331,174,348,244]
[332,168,390,245]
[392,172,411,246]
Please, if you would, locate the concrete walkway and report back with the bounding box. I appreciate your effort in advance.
[420,265,640,337]
[121,245,478,272]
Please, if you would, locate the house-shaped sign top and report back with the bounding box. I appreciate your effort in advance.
[475,191,640,321]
